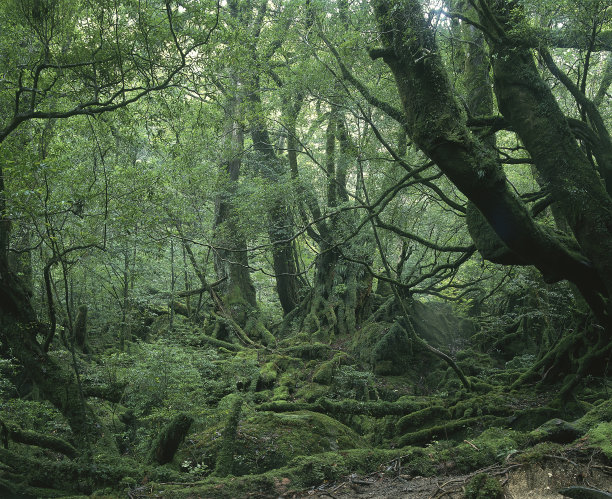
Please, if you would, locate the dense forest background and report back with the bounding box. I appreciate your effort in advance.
[0,0,611,496]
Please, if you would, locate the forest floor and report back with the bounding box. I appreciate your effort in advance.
[3,304,612,498]
[289,457,612,498]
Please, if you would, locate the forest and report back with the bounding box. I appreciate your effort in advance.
[0,0,611,497]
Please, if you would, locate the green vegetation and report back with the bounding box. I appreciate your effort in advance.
[0,0,611,496]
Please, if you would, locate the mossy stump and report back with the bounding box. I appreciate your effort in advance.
[149,413,194,465]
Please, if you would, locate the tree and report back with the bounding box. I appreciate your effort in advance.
[355,0,611,383]
[0,0,218,438]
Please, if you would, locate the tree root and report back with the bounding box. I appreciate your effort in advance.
[0,420,77,458]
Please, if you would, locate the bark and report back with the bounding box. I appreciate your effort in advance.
[213,92,257,319]
[0,421,77,458]
[149,413,193,465]
[248,90,300,315]
[73,304,88,352]
[482,0,612,325]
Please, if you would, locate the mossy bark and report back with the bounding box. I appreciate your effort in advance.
[149,413,194,465]
[483,3,612,326]
[213,91,257,327]
[371,0,611,329]
[0,258,92,442]
[1,421,77,458]
[214,395,244,477]
[248,88,301,316]
[73,304,89,353]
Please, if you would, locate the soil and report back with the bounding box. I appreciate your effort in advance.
[285,458,612,499]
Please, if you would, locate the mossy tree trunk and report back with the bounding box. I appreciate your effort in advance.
[294,106,374,341]
[482,0,612,323]
[73,304,89,353]
[0,253,93,442]
[370,0,612,332]
[213,90,257,327]
[149,413,193,465]
[247,83,301,316]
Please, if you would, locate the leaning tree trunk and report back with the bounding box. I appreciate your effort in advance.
[481,0,612,325]
[370,0,611,330]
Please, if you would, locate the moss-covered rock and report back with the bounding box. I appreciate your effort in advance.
[294,382,330,402]
[150,447,430,498]
[508,406,561,431]
[396,405,450,434]
[528,418,582,444]
[257,362,278,390]
[312,352,350,385]
[350,321,414,375]
[451,427,524,472]
[585,422,612,459]
[182,411,366,477]
[574,399,612,433]
[312,361,335,384]
[451,393,511,419]
[281,343,332,360]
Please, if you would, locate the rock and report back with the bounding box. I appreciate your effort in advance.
[559,486,612,499]
[529,418,582,444]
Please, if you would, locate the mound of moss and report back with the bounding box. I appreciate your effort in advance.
[181,410,367,477]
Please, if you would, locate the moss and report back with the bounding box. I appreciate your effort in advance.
[245,318,276,347]
[186,411,366,477]
[256,401,319,412]
[312,361,334,384]
[0,478,69,498]
[3,423,77,458]
[350,321,415,375]
[516,441,564,462]
[397,415,506,447]
[277,370,299,390]
[258,362,278,389]
[311,352,349,385]
[148,447,430,498]
[455,349,495,375]
[573,398,612,433]
[265,353,303,372]
[451,427,524,472]
[450,393,511,419]
[528,418,581,444]
[585,422,612,458]
[272,385,290,401]
[464,473,503,499]
[320,398,427,417]
[149,413,194,465]
[508,406,561,431]
[281,343,332,361]
[396,405,450,434]
[214,395,244,477]
[256,397,428,418]
[198,334,241,351]
[294,382,329,402]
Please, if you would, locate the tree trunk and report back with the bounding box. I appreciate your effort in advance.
[213,92,257,326]
[248,90,301,315]
[370,0,611,329]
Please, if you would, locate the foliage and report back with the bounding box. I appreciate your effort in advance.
[0,0,611,495]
